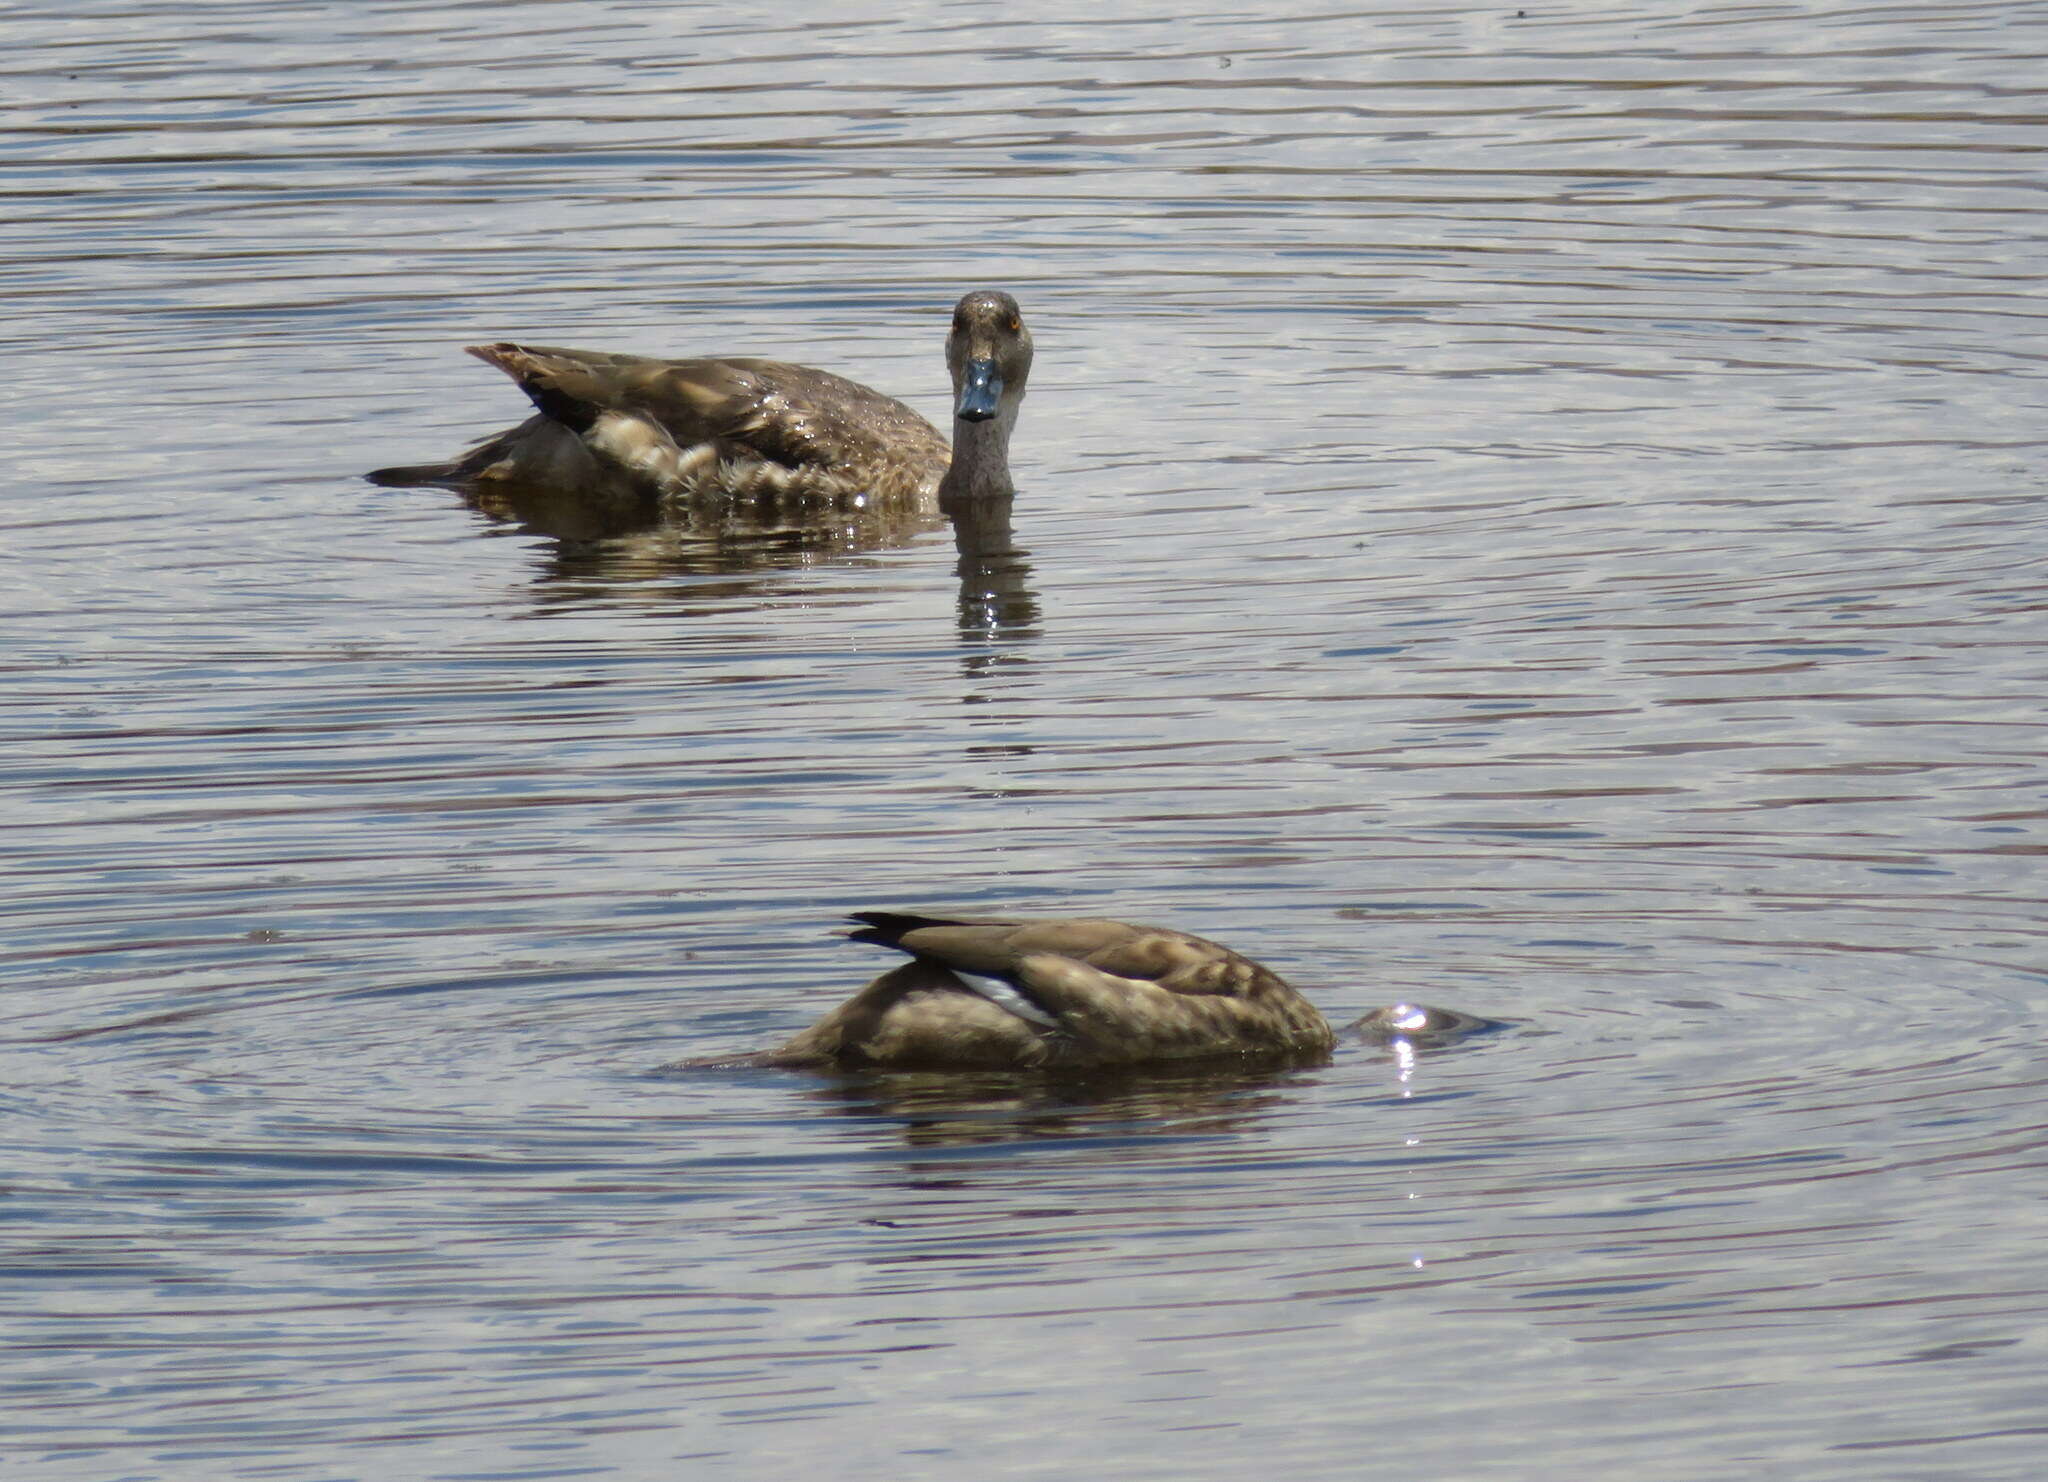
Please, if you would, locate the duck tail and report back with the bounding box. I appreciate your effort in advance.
[365,459,472,487]
[845,910,967,949]
[366,425,522,487]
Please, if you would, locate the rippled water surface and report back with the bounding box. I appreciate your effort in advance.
[6,2,2047,1478]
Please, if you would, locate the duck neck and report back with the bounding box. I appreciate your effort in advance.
[938,399,1019,502]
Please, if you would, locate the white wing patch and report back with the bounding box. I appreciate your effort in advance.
[947,969,1061,1029]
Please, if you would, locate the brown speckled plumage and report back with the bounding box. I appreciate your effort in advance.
[369,291,1032,507]
[751,912,1337,1071]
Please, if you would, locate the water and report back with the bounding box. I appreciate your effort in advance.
[5,1,2046,1477]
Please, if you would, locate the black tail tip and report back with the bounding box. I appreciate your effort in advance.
[845,910,899,946]
[366,463,457,487]
[845,910,954,947]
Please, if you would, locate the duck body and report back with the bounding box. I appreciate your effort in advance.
[370,291,1031,506]
[755,912,1338,1071]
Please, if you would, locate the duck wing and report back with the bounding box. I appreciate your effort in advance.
[466,346,949,496]
[846,911,1333,1060]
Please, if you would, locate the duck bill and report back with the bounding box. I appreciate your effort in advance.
[954,358,1003,422]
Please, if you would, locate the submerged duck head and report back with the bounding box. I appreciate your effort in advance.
[947,290,1033,425]
[730,910,1337,1072]
[1351,1002,1505,1048]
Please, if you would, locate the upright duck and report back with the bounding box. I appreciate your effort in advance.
[370,290,1032,505]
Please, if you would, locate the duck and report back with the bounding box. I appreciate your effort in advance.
[748,911,1340,1070]
[369,290,1033,505]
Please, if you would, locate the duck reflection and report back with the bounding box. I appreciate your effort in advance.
[946,492,1038,641]
[450,479,1040,634]
[787,1057,1323,1150]
[460,474,920,573]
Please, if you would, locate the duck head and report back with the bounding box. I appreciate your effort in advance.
[947,290,1032,425]
[941,291,1032,500]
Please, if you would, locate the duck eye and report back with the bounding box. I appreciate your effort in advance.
[1007,315,1021,332]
